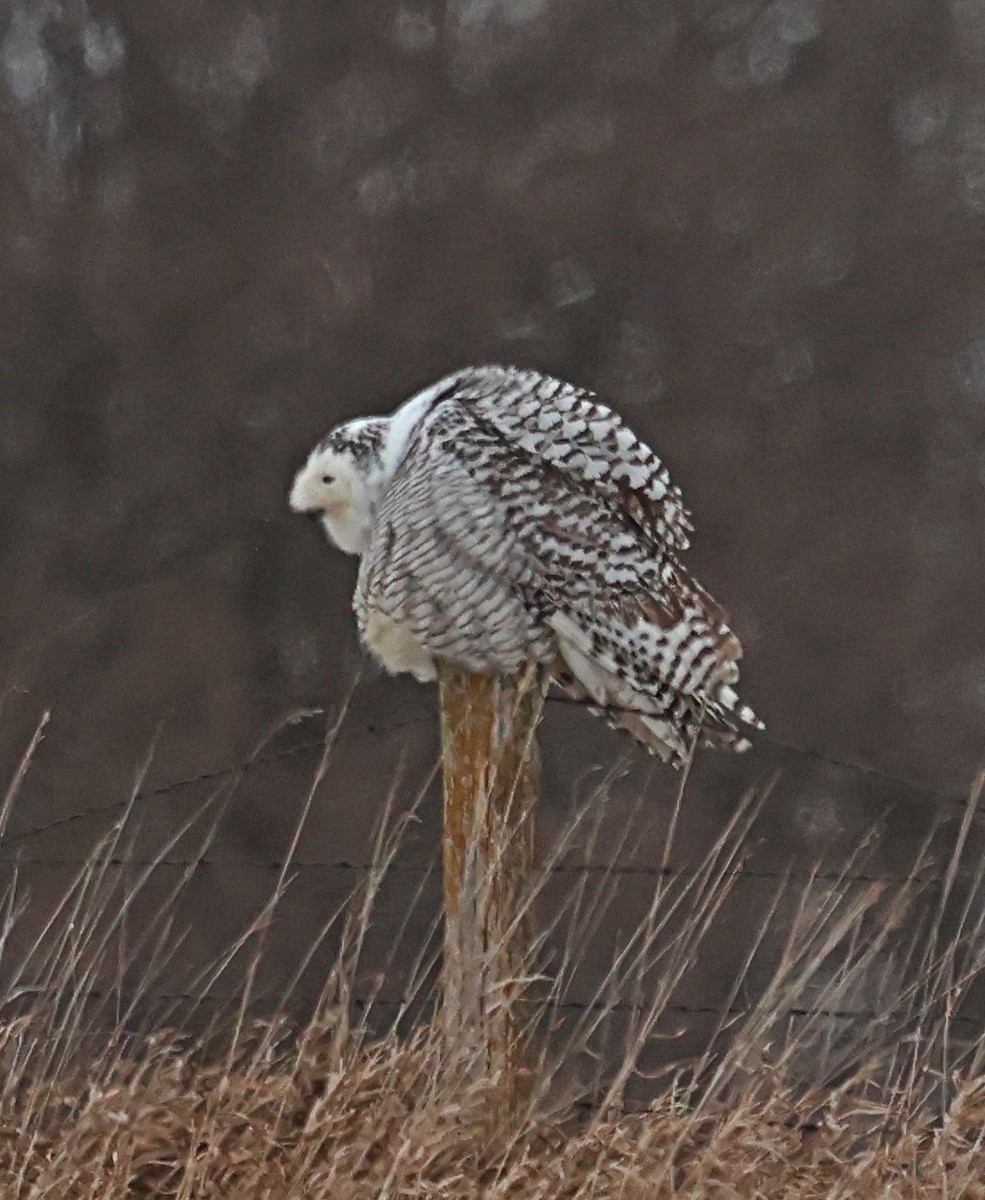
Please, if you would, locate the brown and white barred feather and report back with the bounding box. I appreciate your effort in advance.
[449,365,693,552]
[355,365,761,766]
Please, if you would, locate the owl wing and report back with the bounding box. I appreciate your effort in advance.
[442,378,759,762]
[446,365,694,553]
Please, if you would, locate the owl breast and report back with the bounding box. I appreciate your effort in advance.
[359,610,437,683]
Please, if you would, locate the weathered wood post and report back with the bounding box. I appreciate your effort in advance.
[437,662,543,1105]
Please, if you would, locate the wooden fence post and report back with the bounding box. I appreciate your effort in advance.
[437,662,543,1105]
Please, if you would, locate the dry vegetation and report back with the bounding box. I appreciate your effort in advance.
[8,1015,985,1199]
[2,715,985,1198]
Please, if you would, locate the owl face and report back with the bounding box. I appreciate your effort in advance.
[290,444,356,517]
[290,420,389,555]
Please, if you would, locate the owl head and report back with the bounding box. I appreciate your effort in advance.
[290,418,389,555]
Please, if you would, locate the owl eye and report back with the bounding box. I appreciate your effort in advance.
[321,474,335,485]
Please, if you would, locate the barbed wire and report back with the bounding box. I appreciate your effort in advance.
[0,712,431,849]
[18,989,979,1025]
[0,855,947,886]
[0,689,978,854]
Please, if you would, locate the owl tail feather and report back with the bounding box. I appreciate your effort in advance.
[548,612,761,768]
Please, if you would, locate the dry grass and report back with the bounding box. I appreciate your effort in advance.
[2,712,985,1197]
[7,1016,985,1199]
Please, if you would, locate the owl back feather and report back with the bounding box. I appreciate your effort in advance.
[445,365,694,552]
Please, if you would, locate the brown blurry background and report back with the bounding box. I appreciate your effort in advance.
[2,0,985,1099]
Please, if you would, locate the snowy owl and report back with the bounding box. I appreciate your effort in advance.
[290,365,761,766]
